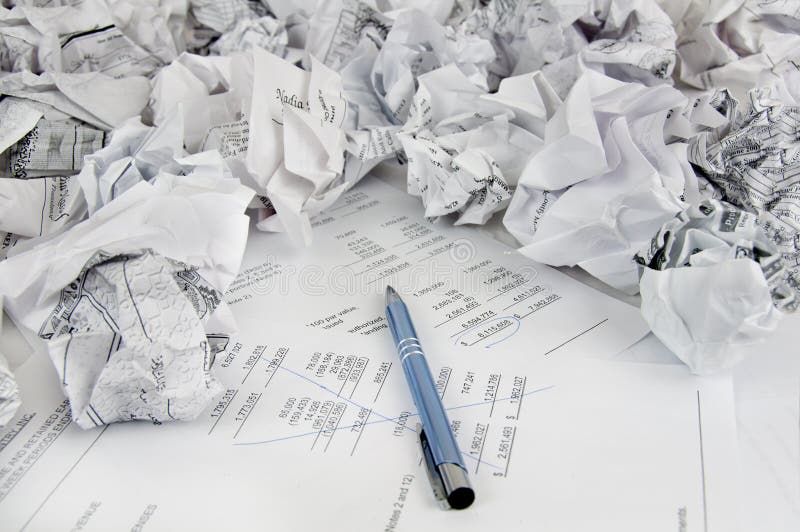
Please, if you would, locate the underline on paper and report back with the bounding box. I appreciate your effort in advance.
[405,239,446,256]
[328,200,366,212]
[448,313,496,337]
[516,377,527,420]
[233,393,262,439]
[344,252,385,268]
[208,389,239,435]
[373,362,392,402]
[241,346,265,384]
[344,256,369,268]
[350,408,373,456]
[486,278,529,301]
[489,375,502,417]
[513,296,562,319]
[263,349,288,390]
[543,318,608,356]
[434,304,482,329]
[501,287,545,311]
[697,390,708,532]
[355,256,399,276]
[347,360,367,400]
[461,319,520,348]
[416,245,453,263]
[393,232,440,249]
[474,422,490,474]
[503,426,518,478]
[364,263,412,285]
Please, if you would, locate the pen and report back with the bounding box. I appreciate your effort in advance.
[385,285,475,510]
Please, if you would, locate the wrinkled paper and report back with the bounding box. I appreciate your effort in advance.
[0,295,21,428]
[635,199,790,374]
[688,86,800,304]
[504,67,688,294]
[0,174,254,428]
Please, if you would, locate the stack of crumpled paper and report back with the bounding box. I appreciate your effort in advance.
[1,0,800,428]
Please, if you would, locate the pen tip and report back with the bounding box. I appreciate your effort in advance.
[385,285,401,305]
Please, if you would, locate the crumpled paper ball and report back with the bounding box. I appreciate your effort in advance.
[663,0,800,103]
[504,68,688,294]
[635,199,793,374]
[460,0,677,94]
[0,173,254,428]
[688,86,800,305]
[37,249,225,428]
[399,64,541,224]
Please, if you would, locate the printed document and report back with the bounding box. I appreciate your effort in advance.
[0,179,740,531]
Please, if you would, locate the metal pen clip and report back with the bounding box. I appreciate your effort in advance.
[418,424,450,510]
[418,424,475,510]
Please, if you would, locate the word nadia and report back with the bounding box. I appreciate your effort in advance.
[275,88,309,110]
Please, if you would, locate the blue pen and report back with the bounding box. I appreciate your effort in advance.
[385,285,475,510]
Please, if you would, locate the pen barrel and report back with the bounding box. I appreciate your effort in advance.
[402,355,464,467]
[386,301,465,469]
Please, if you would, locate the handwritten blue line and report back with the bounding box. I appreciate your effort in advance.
[233,384,553,443]
[453,315,521,349]
[234,378,554,469]
[277,364,404,427]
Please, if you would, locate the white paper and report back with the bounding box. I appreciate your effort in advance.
[399,64,540,225]
[0,174,86,238]
[190,0,270,33]
[0,232,19,261]
[0,178,742,532]
[210,15,288,56]
[2,118,105,179]
[371,8,495,120]
[0,334,741,532]
[0,71,151,131]
[137,48,355,245]
[688,86,800,306]
[0,6,40,72]
[0,295,20,428]
[670,0,800,103]
[148,52,254,155]
[229,177,650,362]
[635,199,789,374]
[249,48,355,244]
[0,98,42,154]
[504,68,688,294]
[640,260,779,375]
[458,0,677,91]
[305,0,392,72]
[0,112,105,239]
[0,173,255,428]
[23,0,177,79]
[77,114,184,215]
[250,7,499,241]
